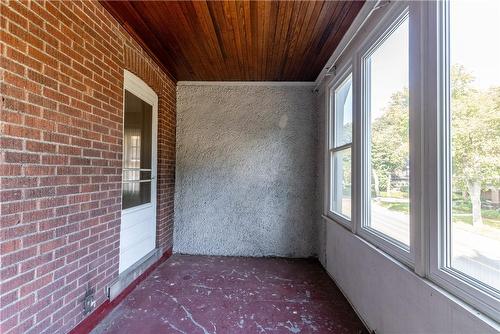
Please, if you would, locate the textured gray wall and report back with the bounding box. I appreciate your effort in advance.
[174,84,318,257]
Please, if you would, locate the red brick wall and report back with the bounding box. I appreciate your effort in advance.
[0,1,176,333]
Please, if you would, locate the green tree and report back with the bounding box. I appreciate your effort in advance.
[451,65,500,227]
[371,88,409,197]
[371,65,500,227]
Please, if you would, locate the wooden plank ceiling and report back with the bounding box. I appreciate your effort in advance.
[101,1,364,82]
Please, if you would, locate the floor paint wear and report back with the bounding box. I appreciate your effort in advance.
[91,255,367,334]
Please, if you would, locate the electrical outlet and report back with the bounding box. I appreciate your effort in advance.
[82,287,96,315]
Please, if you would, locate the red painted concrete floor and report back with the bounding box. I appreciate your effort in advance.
[91,255,367,334]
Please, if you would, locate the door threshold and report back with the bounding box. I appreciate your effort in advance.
[108,247,163,300]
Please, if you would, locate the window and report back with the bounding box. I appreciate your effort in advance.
[361,11,411,252]
[329,73,353,223]
[324,0,499,321]
[429,0,500,320]
[447,0,500,292]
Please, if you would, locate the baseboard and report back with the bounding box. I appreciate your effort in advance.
[69,247,173,334]
[321,263,372,334]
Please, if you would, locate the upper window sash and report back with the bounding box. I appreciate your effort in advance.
[332,75,353,150]
[329,70,353,148]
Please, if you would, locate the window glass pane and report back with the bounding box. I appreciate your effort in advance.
[367,16,410,246]
[449,1,500,290]
[334,76,353,147]
[330,148,352,219]
[122,90,153,210]
[122,182,151,210]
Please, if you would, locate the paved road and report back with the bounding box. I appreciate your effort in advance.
[371,203,500,290]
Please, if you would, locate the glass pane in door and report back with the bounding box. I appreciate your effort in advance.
[122,90,153,210]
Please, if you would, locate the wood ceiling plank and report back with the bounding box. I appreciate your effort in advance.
[100,0,364,81]
[295,1,344,81]
[284,2,328,81]
[190,1,226,81]
[128,1,194,80]
[241,0,255,78]
[270,1,291,81]
[311,1,365,80]
[178,1,222,80]
[225,0,246,80]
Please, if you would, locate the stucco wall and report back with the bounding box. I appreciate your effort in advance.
[174,84,318,257]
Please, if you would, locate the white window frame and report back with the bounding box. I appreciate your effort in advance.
[356,2,415,267]
[426,0,500,321]
[323,0,499,322]
[326,64,354,229]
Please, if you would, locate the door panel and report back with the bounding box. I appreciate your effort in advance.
[119,71,157,274]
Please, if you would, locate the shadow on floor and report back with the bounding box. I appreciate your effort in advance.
[92,254,367,334]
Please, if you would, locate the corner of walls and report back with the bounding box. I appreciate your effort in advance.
[315,86,327,266]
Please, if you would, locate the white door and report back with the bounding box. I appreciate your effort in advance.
[119,70,158,274]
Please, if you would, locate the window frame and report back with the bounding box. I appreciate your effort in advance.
[323,0,499,322]
[426,0,500,321]
[356,3,415,267]
[326,64,354,229]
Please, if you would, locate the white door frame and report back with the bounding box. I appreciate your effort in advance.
[119,70,158,274]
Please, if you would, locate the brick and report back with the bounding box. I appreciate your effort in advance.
[0,189,22,202]
[0,290,19,308]
[3,151,40,164]
[39,175,67,187]
[26,141,57,153]
[19,253,53,276]
[23,165,56,176]
[2,30,28,53]
[22,209,54,223]
[1,247,38,267]
[2,124,41,140]
[0,165,22,176]
[27,69,58,90]
[23,187,55,199]
[0,1,176,332]
[4,70,41,95]
[0,137,24,150]
[0,265,19,281]
[1,239,22,254]
[40,237,66,253]
[0,57,26,76]
[6,46,43,71]
[20,273,53,297]
[0,293,35,324]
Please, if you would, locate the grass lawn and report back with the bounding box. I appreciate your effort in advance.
[379,201,409,214]
[378,198,500,229]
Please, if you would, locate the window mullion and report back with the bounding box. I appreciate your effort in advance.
[409,0,427,278]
